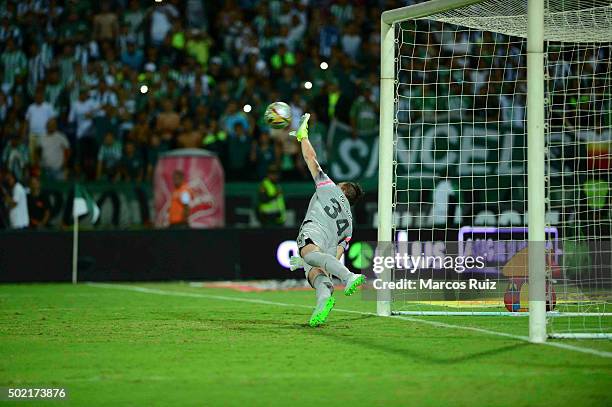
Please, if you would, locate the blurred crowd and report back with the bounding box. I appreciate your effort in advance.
[0,0,395,186]
[0,0,609,231]
[2,0,608,187]
[396,20,611,134]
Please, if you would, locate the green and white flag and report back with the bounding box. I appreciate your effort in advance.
[73,184,100,223]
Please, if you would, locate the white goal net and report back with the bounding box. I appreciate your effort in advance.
[381,0,611,338]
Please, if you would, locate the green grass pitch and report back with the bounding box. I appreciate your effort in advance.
[1,283,611,406]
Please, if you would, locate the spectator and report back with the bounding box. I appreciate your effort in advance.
[120,39,144,71]
[97,132,122,181]
[270,43,295,72]
[1,38,26,86]
[25,88,56,158]
[93,3,119,41]
[148,0,179,46]
[185,0,207,31]
[286,14,306,51]
[331,0,353,24]
[69,90,100,174]
[189,81,207,111]
[0,91,9,122]
[318,14,340,58]
[0,16,22,47]
[43,68,64,111]
[349,85,378,136]
[1,135,29,182]
[580,176,610,238]
[119,141,144,182]
[68,90,100,149]
[27,177,50,229]
[57,9,88,41]
[158,35,179,67]
[131,111,151,147]
[27,43,48,93]
[146,133,167,179]
[91,81,118,108]
[256,165,286,226]
[250,131,278,180]
[227,122,251,180]
[123,0,146,46]
[499,81,525,130]
[1,171,29,229]
[186,29,213,68]
[314,80,342,125]
[208,78,232,117]
[168,170,191,227]
[1,109,26,148]
[177,118,201,148]
[275,66,299,102]
[38,119,70,180]
[201,119,228,164]
[156,99,180,134]
[93,106,121,142]
[341,23,362,60]
[170,19,186,53]
[176,94,191,118]
[58,44,77,89]
[221,101,249,137]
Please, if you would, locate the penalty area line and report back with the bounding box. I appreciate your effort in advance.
[87,283,612,359]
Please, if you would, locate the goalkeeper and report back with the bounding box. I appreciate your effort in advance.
[289,113,366,327]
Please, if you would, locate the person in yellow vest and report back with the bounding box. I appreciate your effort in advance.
[168,170,192,227]
[257,166,286,226]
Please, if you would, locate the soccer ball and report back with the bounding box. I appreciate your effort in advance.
[264,102,292,129]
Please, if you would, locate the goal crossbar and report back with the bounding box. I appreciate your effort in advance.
[382,0,485,25]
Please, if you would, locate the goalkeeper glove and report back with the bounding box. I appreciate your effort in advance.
[289,256,304,271]
[289,113,310,142]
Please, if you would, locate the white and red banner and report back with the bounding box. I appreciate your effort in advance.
[153,149,224,228]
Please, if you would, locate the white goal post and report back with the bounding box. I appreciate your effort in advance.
[377,0,612,342]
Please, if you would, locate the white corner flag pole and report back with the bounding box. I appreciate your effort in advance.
[72,185,79,284]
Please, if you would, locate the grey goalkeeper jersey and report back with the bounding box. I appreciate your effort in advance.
[300,171,353,251]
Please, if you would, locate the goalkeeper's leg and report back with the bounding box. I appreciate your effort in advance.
[301,244,366,296]
[306,267,335,327]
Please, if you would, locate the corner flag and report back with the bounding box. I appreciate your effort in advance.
[73,184,100,223]
[72,184,99,284]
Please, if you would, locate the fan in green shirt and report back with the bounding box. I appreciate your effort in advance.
[349,86,377,135]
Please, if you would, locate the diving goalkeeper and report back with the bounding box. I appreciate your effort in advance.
[289,113,366,327]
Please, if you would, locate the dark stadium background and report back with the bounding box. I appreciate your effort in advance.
[0,0,394,281]
[0,0,609,281]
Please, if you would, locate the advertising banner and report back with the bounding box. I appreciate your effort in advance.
[153,149,225,228]
[327,120,528,184]
[326,120,608,187]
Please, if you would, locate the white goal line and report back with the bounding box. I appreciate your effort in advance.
[393,311,612,317]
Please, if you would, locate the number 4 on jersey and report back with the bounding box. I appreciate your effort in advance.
[324,198,349,236]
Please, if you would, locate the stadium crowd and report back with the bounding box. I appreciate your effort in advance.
[0,0,391,186]
[0,0,609,231]
[1,0,609,184]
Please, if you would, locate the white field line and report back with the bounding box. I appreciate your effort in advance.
[87,283,612,359]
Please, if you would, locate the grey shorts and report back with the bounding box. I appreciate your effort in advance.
[297,222,336,281]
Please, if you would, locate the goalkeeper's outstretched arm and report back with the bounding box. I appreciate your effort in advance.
[301,136,322,179]
[292,113,321,179]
